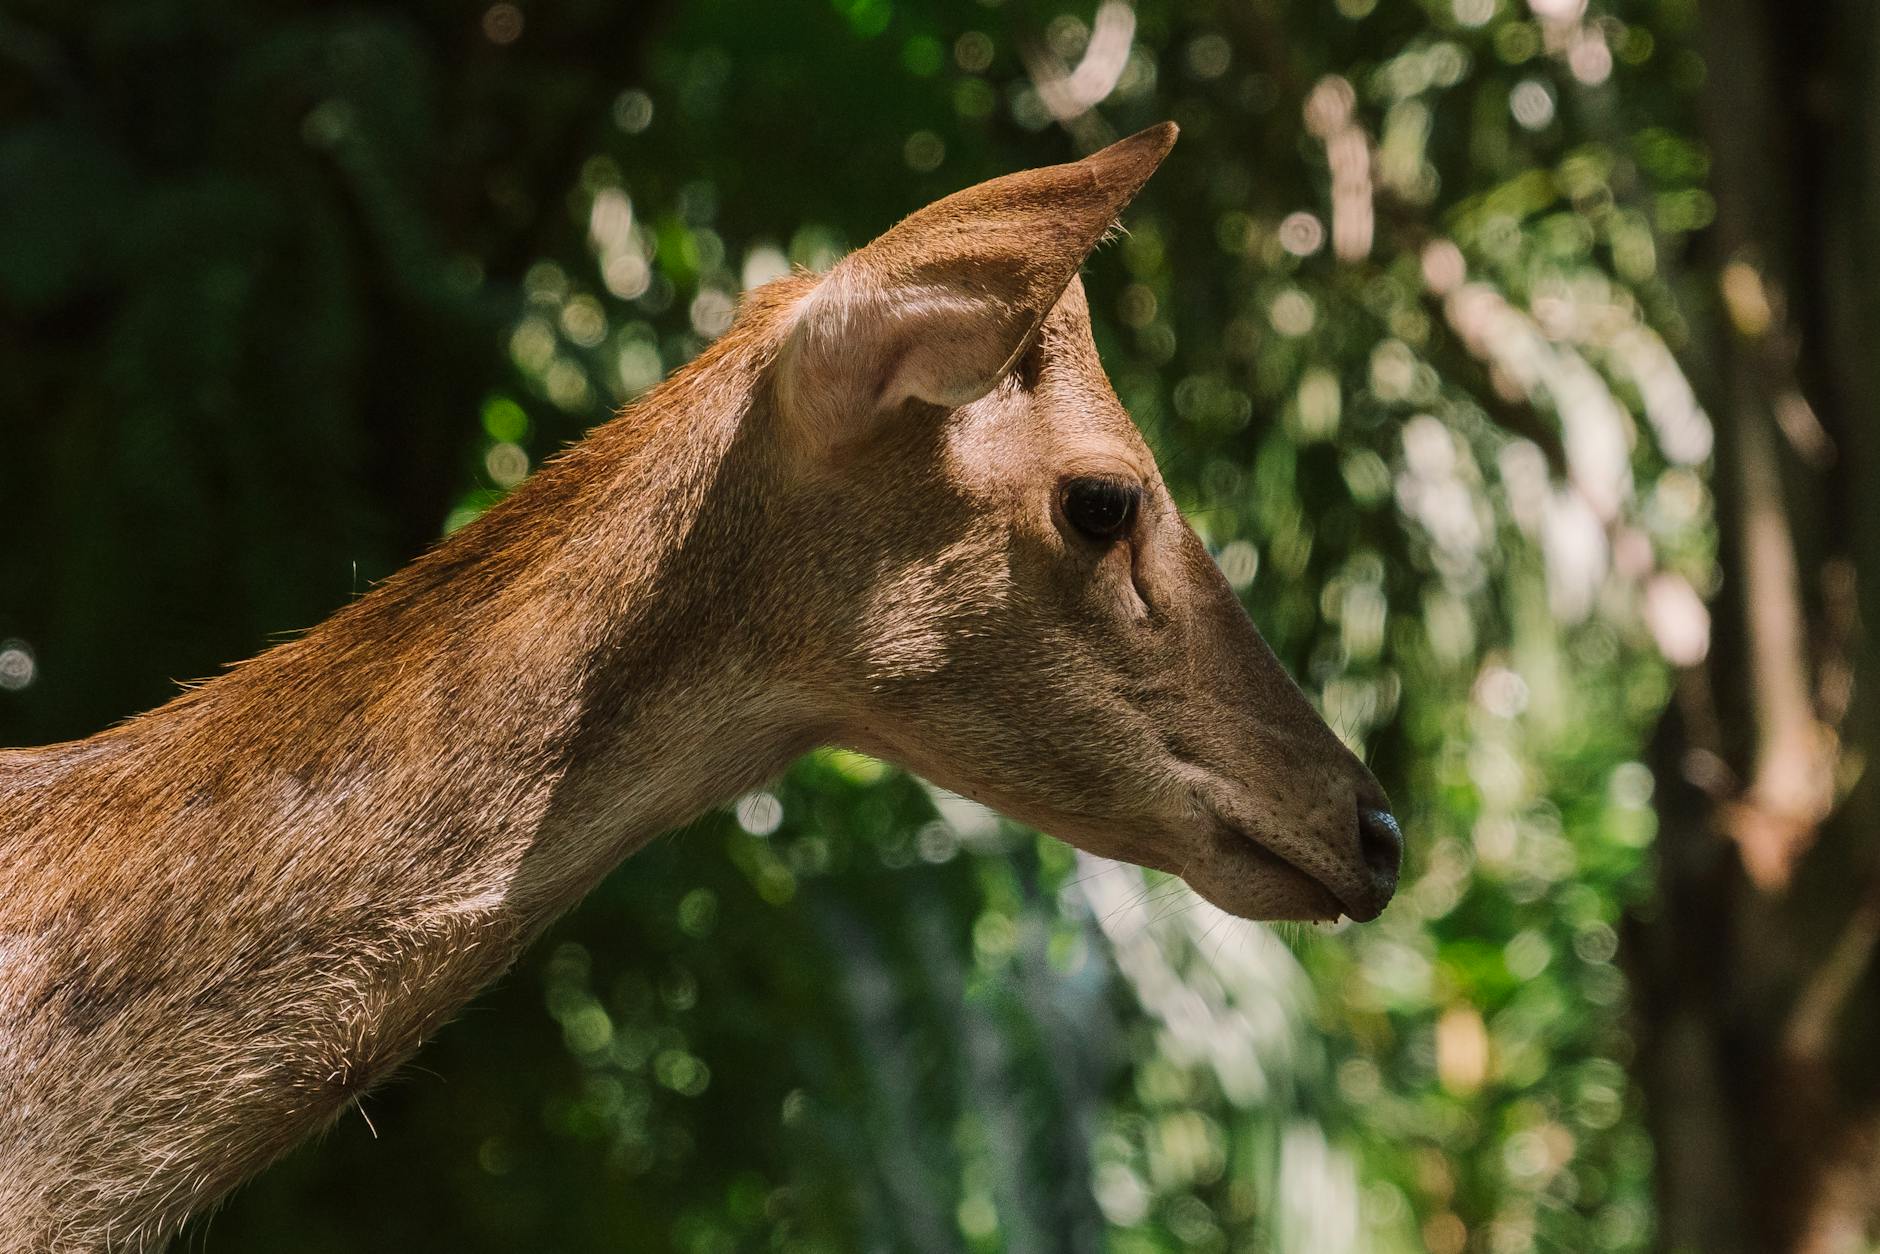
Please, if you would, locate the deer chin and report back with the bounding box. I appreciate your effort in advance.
[1033,798,1355,922]
[1183,822,1349,924]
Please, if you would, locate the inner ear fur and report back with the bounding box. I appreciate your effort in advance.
[777,122,1177,456]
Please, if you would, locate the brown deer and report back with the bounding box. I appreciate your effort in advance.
[0,124,1400,1251]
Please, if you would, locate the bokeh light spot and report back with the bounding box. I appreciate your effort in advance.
[0,641,35,692]
[480,3,523,45]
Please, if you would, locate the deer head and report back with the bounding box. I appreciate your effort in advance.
[772,123,1401,922]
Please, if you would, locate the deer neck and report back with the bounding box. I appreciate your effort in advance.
[202,336,821,929]
[1,315,827,1246]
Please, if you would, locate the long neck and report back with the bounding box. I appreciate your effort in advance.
[0,320,821,1250]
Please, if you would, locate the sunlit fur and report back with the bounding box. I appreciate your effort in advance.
[0,125,1388,1251]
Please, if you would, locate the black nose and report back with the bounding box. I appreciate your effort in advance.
[1357,807,1403,906]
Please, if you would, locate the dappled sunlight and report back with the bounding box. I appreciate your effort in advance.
[24,0,1842,1246]
[426,0,1720,1246]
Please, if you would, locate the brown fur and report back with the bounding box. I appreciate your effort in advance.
[0,125,1394,1251]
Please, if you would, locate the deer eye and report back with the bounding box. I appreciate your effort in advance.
[1061,477,1140,543]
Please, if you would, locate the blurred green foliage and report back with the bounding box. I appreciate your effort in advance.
[3,0,1727,1250]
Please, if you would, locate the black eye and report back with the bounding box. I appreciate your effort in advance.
[1061,477,1140,542]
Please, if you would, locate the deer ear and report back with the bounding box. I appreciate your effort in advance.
[777,123,1176,455]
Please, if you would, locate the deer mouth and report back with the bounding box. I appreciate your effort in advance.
[1202,821,1352,923]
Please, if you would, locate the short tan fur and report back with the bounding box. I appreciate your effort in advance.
[0,124,1399,1251]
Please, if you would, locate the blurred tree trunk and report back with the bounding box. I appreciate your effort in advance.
[1635,0,1880,1249]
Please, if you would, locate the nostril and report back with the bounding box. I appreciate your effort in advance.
[1357,807,1403,893]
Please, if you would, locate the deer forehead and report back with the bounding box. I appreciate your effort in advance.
[967,335,1158,490]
